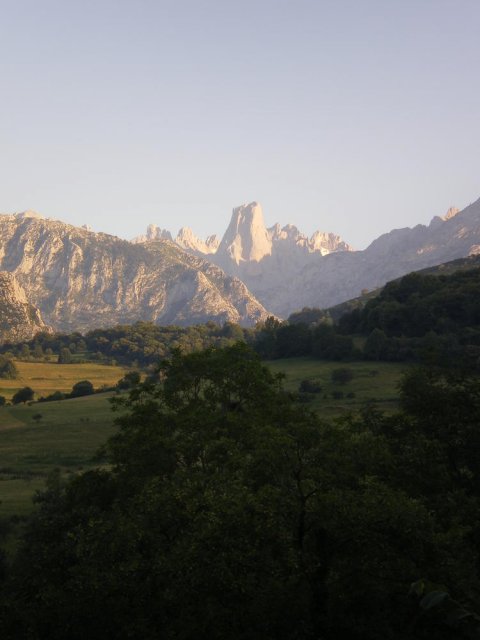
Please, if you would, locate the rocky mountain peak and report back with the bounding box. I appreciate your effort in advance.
[15,210,44,220]
[444,206,460,221]
[133,224,173,243]
[216,202,272,264]
[309,230,353,255]
[175,227,219,254]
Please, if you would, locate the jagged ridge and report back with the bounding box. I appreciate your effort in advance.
[0,215,270,332]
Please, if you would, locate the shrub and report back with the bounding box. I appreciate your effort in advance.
[331,368,354,385]
[58,348,73,364]
[299,379,322,393]
[297,392,315,403]
[0,356,18,379]
[70,380,95,398]
[12,386,34,404]
[39,391,66,403]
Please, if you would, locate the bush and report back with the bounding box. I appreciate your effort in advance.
[297,392,315,403]
[39,391,66,403]
[12,387,34,404]
[117,371,141,390]
[0,396,6,406]
[298,379,322,393]
[0,355,18,379]
[58,348,73,364]
[331,368,354,385]
[70,380,95,398]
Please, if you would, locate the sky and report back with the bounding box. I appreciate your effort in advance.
[0,0,479,249]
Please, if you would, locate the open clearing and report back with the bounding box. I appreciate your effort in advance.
[266,357,409,417]
[0,357,408,522]
[0,393,121,519]
[0,359,129,400]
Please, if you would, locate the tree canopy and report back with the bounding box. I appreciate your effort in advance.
[1,346,479,639]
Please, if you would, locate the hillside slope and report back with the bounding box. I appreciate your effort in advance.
[0,271,49,342]
[0,214,270,332]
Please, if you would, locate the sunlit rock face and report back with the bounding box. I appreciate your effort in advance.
[132,224,173,243]
[0,214,270,332]
[0,271,50,342]
[208,202,353,314]
[216,202,273,264]
[195,199,480,318]
[175,227,219,254]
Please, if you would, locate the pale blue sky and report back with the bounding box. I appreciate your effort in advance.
[1,0,479,248]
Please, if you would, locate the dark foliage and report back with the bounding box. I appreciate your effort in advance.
[1,347,479,639]
[70,380,95,398]
[0,355,18,379]
[11,386,34,404]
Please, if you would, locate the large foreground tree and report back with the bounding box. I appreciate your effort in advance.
[1,347,479,639]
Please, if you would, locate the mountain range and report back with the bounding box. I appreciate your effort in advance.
[0,211,269,333]
[1,196,480,335]
[137,198,480,317]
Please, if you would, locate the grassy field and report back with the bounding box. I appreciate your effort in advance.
[0,393,121,522]
[0,356,409,528]
[0,359,129,400]
[265,357,409,417]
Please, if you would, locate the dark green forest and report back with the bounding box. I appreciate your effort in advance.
[1,344,480,639]
[260,267,480,368]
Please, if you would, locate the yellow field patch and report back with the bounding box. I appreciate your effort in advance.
[0,360,130,400]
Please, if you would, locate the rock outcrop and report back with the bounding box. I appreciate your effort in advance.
[0,272,49,342]
[276,200,480,316]
[154,199,480,318]
[0,214,270,332]
[175,227,219,254]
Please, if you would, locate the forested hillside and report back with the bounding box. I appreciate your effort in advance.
[259,266,480,369]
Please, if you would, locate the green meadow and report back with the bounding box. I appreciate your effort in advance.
[0,393,121,518]
[0,357,409,525]
[266,357,409,417]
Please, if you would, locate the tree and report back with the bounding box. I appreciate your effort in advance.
[4,348,480,640]
[70,380,94,398]
[0,356,18,379]
[19,344,30,359]
[116,371,141,390]
[12,386,34,404]
[363,328,388,360]
[58,348,72,364]
[33,343,43,359]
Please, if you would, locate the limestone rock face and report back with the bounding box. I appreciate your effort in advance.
[0,271,49,342]
[216,202,273,264]
[175,227,219,254]
[133,224,173,243]
[0,214,270,332]
[277,198,480,317]
[209,202,353,313]
[194,199,480,318]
